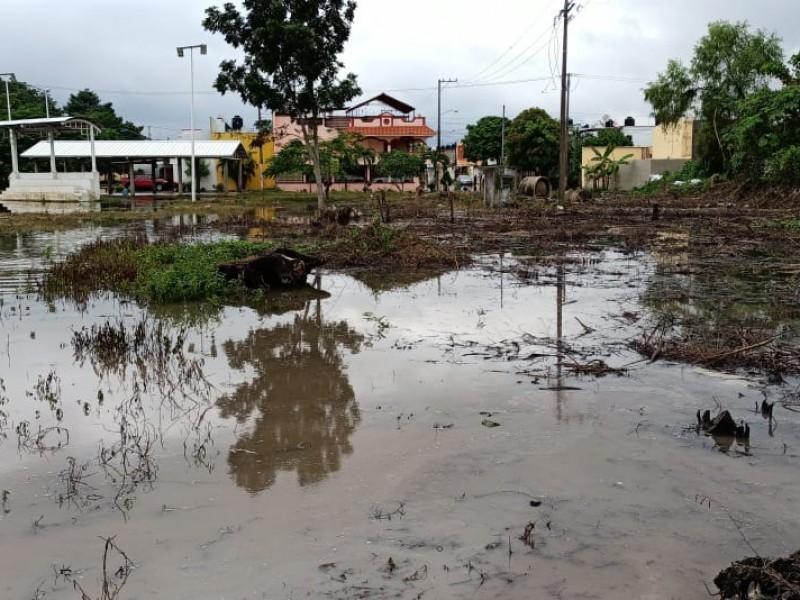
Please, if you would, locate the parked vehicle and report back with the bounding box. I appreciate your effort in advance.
[119,175,178,192]
[457,175,474,191]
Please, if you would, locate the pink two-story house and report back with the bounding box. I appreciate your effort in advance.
[272,93,435,191]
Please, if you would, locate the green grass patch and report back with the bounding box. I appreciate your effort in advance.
[43,238,276,304]
[770,218,800,230]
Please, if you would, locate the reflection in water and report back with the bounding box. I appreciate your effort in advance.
[0,200,102,214]
[218,291,364,493]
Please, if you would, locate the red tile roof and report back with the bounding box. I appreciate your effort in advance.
[349,125,435,138]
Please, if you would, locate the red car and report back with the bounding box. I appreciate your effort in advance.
[119,175,178,192]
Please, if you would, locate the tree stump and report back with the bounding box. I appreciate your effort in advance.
[218,248,324,290]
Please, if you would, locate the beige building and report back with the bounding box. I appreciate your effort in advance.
[580,120,696,191]
[652,119,696,160]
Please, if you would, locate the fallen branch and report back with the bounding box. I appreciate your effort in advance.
[701,335,780,365]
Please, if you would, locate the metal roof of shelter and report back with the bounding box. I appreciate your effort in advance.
[0,116,100,134]
[21,139,248,160]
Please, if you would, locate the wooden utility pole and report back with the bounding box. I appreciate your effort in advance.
[558,1,575,203]
[437,77,457,191]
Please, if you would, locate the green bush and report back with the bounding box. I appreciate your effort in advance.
[763,146,800,184]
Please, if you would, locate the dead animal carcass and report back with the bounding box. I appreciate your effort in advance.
[218,248,324,289]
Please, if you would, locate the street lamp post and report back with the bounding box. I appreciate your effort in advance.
[0,73,15,121]
[176,45,206,202]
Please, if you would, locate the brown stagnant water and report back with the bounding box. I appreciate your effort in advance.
[1,224,799,599]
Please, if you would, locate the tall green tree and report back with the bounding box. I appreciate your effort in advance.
[264,139,311,180]
[727,52,800,184]
[326,131,372,190]
[64,89,143,140]
[462,115,510,163]
[376,150,422,191]
[203,0,361,213]
[580,128,632,148]
[264,133,361,198]
[62,89,143,177]
[644,21,783,174]
[0,79,55,188]
[505,107,559,176]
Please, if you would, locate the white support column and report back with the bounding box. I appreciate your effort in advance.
[89,125,99,199]
[129,163,135,198]
[9,128,19,176]
[48,129,57,177]
[177,157,184,196]
[89,125,98,174]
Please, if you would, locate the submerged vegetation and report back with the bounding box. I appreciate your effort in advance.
[43,238,276,304]
[40,214,468,306]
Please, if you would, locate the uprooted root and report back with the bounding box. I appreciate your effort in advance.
[714,550,800,599]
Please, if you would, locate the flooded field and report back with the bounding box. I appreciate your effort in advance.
[1,219,799,599]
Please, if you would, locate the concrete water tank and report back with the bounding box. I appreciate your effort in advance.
[518,176,552,199]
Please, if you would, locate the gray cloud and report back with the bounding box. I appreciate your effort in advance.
[2,0,798,144]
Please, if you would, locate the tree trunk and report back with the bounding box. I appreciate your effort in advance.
[301,122,327,214]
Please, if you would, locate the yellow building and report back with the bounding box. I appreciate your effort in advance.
[652,118,696,160]
[211,131,276,192]
[578,119,697,191]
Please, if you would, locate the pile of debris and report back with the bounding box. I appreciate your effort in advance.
[714,550,800,599]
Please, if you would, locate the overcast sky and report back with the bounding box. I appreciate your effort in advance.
[2,0,799,145]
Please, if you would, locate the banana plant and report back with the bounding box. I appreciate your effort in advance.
[583,146,634,191]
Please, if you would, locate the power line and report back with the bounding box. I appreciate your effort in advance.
[478,29,558,84]
[450,75,554,89]
[463,0,562,83]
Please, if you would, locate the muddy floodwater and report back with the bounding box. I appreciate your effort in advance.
[2,222,800,599]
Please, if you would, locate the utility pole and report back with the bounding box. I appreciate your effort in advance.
[500,104,506,167]
[497,104,505,208]
[437,77,457,191]
[558,1,575,203]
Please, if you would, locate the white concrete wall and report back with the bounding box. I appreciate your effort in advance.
[615,158,689,190]
[1,172,100,202]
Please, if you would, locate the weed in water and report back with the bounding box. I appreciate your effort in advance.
[0,377,8,444]
[57,456,101,510]
[363,312,390,342]
[52,535,134,600]
[71,317,216,516]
